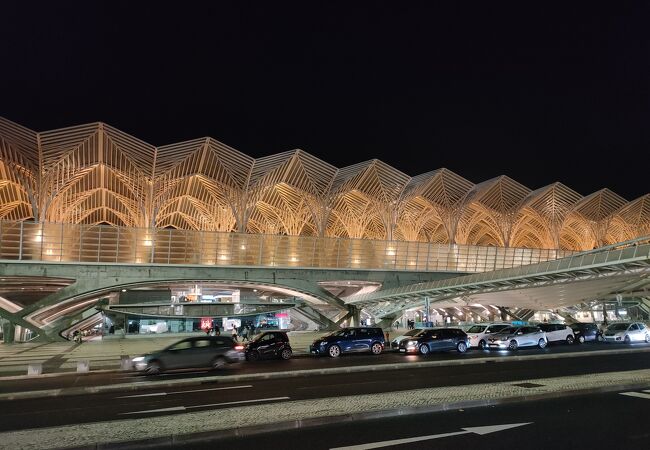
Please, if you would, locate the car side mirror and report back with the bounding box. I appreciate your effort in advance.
[485,330,490,333]
[517,331,523,335]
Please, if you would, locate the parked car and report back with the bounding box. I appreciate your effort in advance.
[245,331,293,361]
[537,323,575,344]
[310,327,385,357]
[602,322,650,344]
[487,326,548,350]
[465,323,511,349]
[398,328,468,355]
[132,336,245,375]
[390,328,432,349]
[570,322,602,343]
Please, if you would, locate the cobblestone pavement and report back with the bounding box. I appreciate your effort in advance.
[0,368,648,449]
[0,330,331,376]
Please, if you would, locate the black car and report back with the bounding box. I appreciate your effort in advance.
[245,331,293,361]
[570,322,602,343]
[310,327,385,357]
[398,328,468,355]
[131,336,245,375]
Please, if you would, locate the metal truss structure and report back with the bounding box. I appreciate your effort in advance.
[349,237,650,319]
[1,116,649,251]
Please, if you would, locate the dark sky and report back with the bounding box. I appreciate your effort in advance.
[1,1,649,200]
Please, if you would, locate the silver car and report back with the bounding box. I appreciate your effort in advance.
[487,326,548,350]
[602,322,650,344]
[132,336,245,375]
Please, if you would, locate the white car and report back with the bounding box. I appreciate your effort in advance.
[537,323,575,344]
[465,323,511,349]
[487,326,548,350]
[602,322,650,344]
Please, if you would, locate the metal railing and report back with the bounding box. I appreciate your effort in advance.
[348,236,650,302]
[0,220,571,273]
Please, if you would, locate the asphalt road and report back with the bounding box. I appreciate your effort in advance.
[1,348,649,432]
[176,388,650,449]
[2,340,649,394]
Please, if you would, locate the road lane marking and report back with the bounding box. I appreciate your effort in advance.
[185,396,290,409]
[330,423,532,450]
[120,406,186,415]
[119,396,289,415]
[620,391,650,400]
[116,385,253,399]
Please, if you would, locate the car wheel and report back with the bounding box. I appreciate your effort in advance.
[478,339,487,350]
[457,341,467,353]
[566,335,574,344]
[624,335,631,344]
[578,335,585,344]
[370,342,383,355]
[212,356,227,370]
[247,350,261,361]
[419,344,430,355]
[145,360,162,375]
[538,338,547,349]
[508,340,518,351]
[280,348,292,360]
[328,344,341,358]
[645,334,650,344]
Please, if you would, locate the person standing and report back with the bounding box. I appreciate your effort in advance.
[242,325,249,342]
[231,324,238,341]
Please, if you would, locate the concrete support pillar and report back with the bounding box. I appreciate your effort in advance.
[349,306,361,327]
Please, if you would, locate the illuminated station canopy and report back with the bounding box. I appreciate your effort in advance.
[1,116,649,251]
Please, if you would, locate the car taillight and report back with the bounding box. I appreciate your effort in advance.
[234,345,244,350]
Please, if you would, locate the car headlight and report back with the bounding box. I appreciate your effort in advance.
[406,340,418,346]
[132,356,145,362]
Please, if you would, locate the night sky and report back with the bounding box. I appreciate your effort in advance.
[1,1,649,200]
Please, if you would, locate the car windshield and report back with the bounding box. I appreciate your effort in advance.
[466,325,487,333]
[403,329,421,336]
[607,323,630,331]
[499,327,517,334]
[324,329,347,338]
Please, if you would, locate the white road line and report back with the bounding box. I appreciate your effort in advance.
[185,396,290,409]
[118,396,289,415]
[120,406,186,415]
[116,385,253,399]
[620,391,650,400]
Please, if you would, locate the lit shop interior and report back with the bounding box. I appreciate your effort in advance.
[101,283,295,336]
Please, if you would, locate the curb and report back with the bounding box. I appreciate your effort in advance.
[70,379,650,449]
[2,346,650,401]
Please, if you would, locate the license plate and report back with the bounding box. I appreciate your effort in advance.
[399,349,406,352]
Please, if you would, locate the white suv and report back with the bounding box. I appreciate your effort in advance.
[465,323,511,349]
[538,323,575,344]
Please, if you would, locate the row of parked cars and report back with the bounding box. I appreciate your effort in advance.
[132,321,650,374]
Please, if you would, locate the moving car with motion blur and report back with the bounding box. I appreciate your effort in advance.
[310,327,385,357]
[487,326,548,350]
[602,322,650,344]
[570,322,602,343]
[244,331,293,361]
[132,336,245,375]
[465,323,511,349]
[398,328,468,355]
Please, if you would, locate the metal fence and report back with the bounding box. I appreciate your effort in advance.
[0,220,571,273]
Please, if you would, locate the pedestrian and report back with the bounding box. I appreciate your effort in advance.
[214,323,220,336]
[231,324,238,341]
[249,323,255,336]
[242,325,249,342]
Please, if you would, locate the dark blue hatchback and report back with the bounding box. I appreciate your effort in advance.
[310,327,385,357]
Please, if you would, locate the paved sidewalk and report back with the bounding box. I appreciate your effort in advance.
[0,368,648,449]
[0,330,332,377]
